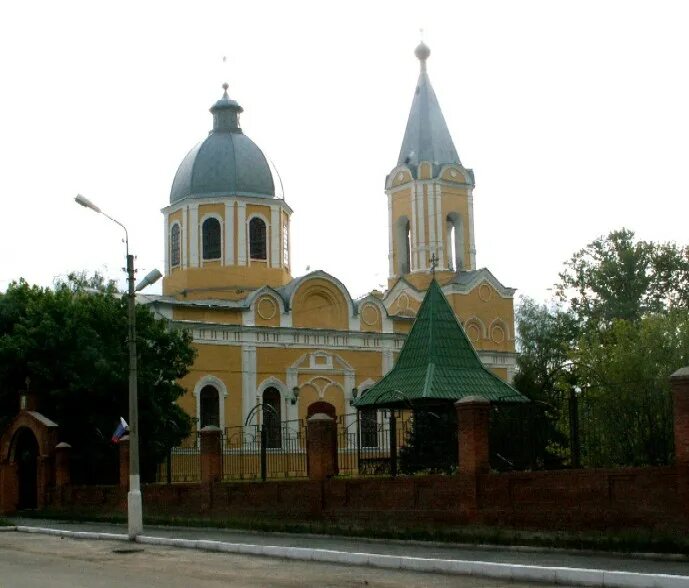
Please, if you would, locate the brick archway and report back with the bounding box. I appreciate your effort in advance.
[0,411,59,514]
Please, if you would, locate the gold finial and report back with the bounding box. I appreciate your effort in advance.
[415,35,430,72]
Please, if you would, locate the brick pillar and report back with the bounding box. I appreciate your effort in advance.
[456,397,490,523]
[456,397,491,475]
[671,367,689,525]
[307,413,337,481]
[119,435,130,488]
[200,426,223,483]
[55,442,71,488]
[0,464,6,514]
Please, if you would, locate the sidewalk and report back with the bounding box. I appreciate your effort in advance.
[8,517,689,587]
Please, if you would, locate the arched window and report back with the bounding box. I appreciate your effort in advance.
[250,217,267,260]
[396,216,411,275]
[199,385,220,428]
[170,223,181,268]
[446,213,464,271]
[262,387,281,448]
[202,218,221,260]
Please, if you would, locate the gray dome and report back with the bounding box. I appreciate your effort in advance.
[170,86,275,204]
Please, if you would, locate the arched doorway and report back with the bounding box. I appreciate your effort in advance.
[12,428,39,510]
[307,401,336,420]
[262,387,282,448]
[199,385,220,428]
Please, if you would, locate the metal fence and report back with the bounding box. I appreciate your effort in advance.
[157,431,201,483]
[222,419,307,481]
[160,394,675,482]
[489,388,675,471]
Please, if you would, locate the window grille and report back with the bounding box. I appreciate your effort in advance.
[170,223,181,267]
[202,218,221,260]
[250,217,267,260]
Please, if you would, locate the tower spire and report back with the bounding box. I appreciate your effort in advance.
[397,41,460,168]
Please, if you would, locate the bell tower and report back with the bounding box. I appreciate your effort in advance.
[386,42,477,290]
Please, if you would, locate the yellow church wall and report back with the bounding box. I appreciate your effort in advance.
[198,203,225,218]
[168,209,184,274]
[440,187,471,269]
[440,167,462,182]
[358,302,382,333]
[388,291,421,316]
[393,319,413,333]
[292,278,349,330]
[173,306,243,325]
[177,343,243,429]
[169,209,183,226]
[419,162,432,179]
[445,289,515,353]
[254,295,281,327]
[490,367,509,381]
[297,381,345,421]
[390,188,412,278]
[163,265,292,298]
[399,273,435,290]
[390,169,412,188]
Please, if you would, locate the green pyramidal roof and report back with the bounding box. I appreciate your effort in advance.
[354,280,527,407]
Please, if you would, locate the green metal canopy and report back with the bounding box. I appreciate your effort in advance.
[353,279,528,408]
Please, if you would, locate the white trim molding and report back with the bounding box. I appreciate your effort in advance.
[193,375,228,431]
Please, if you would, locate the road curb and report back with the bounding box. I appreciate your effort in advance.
[10,525,689,587]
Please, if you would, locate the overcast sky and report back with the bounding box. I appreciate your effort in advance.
[1,1,687,304]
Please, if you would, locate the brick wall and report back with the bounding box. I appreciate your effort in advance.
[42,465,682,532]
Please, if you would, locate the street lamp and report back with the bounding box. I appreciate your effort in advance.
[74,194,161,539]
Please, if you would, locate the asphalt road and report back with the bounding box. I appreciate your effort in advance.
[11,518,689,577]
[0,533,565,588]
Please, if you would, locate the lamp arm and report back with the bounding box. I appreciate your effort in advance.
[101,211,129,257]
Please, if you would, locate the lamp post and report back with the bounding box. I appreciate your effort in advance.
[74,194,161,539]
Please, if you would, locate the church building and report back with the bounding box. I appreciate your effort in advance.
[149,42,517,432]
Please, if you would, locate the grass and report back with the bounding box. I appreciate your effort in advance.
[0,518,12,526]
[13,509,689,556]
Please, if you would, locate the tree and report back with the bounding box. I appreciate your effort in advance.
[0,274,196,482]
[572,311,689,466]
[509,298,579,468]
[514,230,689,468]
[556,228,689,328]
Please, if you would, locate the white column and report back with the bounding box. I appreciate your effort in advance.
[237,202,247,265]
[163,212,169,275]
[181,206,187,268]
[241,345,257,427]
[416,182,426,271]
[270,205,280,268]
[410,184,418,271]
[344,369,356,444]
[286,368,298,421]
[382,348,394,375]
[189,204,199,268]
[434,184,445,269]
[426,183,436,266]
[225,201,234,265]
[468,188,476,270]
[387,192,394,277]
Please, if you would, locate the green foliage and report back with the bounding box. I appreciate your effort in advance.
[515,229,689,469]
[399,409,457,474]
[572,312,689,466]
[556,228,689,327]
[0,273,196,482]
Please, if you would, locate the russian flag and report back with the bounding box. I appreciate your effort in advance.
[111,417,129,444]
